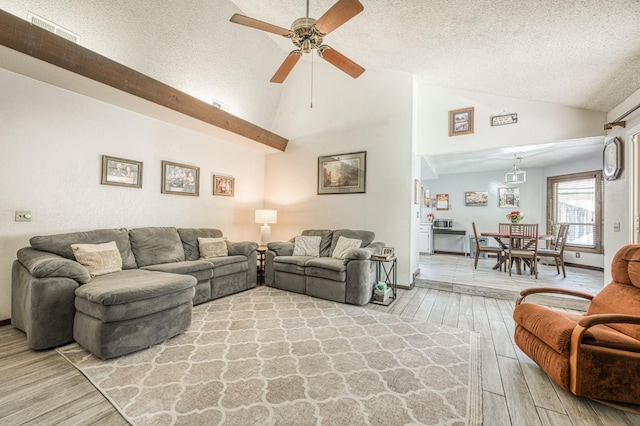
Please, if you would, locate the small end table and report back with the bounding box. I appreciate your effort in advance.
[257,246,267,285]
[370,255,397,306]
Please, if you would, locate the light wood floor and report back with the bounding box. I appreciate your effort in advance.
[2,285,639,425]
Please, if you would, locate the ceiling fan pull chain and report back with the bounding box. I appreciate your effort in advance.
[310,52,314,108]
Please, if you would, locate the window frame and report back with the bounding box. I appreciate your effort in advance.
[546,170,603,254]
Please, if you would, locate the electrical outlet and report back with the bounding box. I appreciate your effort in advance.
[575,252,580,258]
[15,210,32,222]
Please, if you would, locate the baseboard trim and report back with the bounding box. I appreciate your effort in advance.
[0,319,11,327]
[563,262,604,272]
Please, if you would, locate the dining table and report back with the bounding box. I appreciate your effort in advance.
[480,230,553,274]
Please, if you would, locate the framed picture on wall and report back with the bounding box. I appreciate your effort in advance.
[498,187,519,208]
[465,191,488,206]
[213,175,235,196]
[318,151,366,194]
[101,155,143,188]
[436,193,449,210]
[161,160,199,196]
[449,106,474,136]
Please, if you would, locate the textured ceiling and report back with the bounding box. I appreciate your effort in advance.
[1,0,638,170]
[231,0,640,112]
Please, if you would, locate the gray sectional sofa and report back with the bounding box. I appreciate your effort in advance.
[265,229,384,305]
[11,226,257,359]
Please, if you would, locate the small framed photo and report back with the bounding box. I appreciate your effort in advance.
[213,175,235,196]
[318,151,366,195]
[101,155,143,188]
[382,247,395,258]
[449,106,474,136]
[465,191,488,207]
[161,160,199,196]
[498,187,519,208]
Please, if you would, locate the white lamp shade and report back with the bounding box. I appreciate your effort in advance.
[255,209,277,224]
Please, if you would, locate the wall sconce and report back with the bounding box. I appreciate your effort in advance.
[255,209,277,246]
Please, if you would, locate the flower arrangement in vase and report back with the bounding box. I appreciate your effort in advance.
[506,211,524,223]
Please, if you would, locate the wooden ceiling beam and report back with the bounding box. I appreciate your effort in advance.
[0,9,288,152]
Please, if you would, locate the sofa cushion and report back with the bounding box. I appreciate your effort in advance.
[30,228,137,269]
[206,255,248,277]
[293,235,321,257]
[75,271,195,322]
[71,241,123,277]
[75,269,195,306]
[302,229,333,257]
[330,230,375,255]
[332,236,362,259]
[141,260,214,282]
[274,256,314,275]
[129,227,185,267]
[177,228,224,261]
[306,257,347,282]
[198,237,228,258]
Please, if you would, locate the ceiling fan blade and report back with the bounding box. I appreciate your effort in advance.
[314,0,364,35]
[230,13,291,37]
[270,51,302,83]
[318,46,365,79]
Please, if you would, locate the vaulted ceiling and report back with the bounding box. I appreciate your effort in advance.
[1,1,639,172]
[230,0,640,112]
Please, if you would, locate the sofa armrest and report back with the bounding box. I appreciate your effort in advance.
[366,241,385,255]
[267,241,294,256]
[17,247,91,284]
[344,248,373,260]
[226,241,258,257]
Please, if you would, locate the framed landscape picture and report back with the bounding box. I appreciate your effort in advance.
[101,155,142,188]
[498,187,519,208]
[213,175,235,196]
[465,191,488,207]
[318,151,366,195]
[161,160,199,196]
[449,106,474,136]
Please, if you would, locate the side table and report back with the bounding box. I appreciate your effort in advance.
[370,255,397,306]
[257,246,267,285]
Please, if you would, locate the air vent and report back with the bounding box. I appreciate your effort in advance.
[27,12,80,43]
[211,99,231,112]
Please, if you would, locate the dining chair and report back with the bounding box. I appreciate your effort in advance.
[471,222,504,270]
[508,223,539,278]
[538,224,570,277]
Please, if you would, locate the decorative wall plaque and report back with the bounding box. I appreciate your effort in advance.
[490,113,518,126]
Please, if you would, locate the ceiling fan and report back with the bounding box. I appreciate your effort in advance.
[230,0,365,83]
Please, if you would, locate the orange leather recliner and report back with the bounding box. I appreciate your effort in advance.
[513,244,640,405]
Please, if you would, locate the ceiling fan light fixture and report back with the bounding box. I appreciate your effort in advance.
[504,155,526,184]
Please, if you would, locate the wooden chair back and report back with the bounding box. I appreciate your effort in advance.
[554,224,570,254]
[509,223,539,253]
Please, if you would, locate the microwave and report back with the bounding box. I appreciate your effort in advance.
[433,219,454,229]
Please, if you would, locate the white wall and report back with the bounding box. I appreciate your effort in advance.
[265,63,415,285]
[603,87,640,281]
[0,69,266,320]
[415,82,606,157]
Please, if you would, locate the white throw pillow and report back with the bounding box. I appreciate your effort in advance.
[332,236,362,259]
[198,237,228,258]
[71,241,123,277]
[292,235,322,257]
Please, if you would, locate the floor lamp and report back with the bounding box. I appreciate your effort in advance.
[255,209,277,246]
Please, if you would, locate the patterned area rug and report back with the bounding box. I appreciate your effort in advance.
[58,286,481,425]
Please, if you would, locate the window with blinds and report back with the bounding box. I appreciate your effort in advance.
[547,170,603,253]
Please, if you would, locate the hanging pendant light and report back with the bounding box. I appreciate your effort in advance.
[505,154,526,184]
